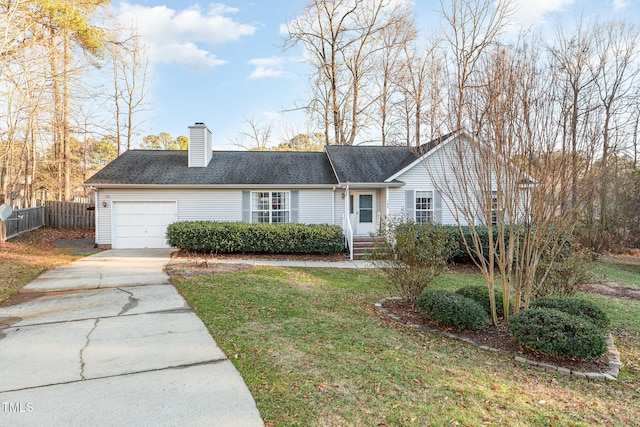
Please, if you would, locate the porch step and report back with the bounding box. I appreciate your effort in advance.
[351,236,384,260]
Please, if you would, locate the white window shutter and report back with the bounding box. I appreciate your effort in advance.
[434,191,442,224]
[291,190,299,223]
[405,190,414,221]
[242,191,250,223]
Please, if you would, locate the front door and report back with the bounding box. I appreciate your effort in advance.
[355,192,376,235]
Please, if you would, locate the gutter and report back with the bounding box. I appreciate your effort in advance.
[82,183,340,190]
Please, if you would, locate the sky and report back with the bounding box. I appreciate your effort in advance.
[108,0,640,150]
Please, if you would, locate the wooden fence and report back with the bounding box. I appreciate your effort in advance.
[1,206,46,242]
[45,201,95,229]
[0,201,95,242]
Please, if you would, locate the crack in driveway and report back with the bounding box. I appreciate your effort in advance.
[0,358,229,393]
[116,288,139,315]
[79,318,100,380]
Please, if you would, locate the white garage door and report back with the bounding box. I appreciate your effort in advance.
[113,201,177,249]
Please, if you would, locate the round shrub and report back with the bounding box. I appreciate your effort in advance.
[416,289,488,331]
[455,285,512,317]
[508,308,607,360]
[530,297,610,332]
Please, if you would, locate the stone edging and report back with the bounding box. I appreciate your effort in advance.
[375,297,623,381]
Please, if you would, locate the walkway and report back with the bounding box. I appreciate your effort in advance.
[0,249,263,427]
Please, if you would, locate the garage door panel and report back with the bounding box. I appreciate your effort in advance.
[146,215,164,226]
[116,227,145,238]
[113,202,176,249]
[130,215,147,227]
[146,224,167,237]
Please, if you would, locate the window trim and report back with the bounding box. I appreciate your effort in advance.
[490,190,499,226]
[251,191,291,224]
[415,190,434,224]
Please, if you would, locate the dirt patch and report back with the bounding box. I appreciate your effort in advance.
[53,237,100,255]
[448,263,483,275]
[382,298,611,374]
[599,253,640,266]
[581,283,640,300]
[166,259,253,276]
[167,251,349,277]
[0,292,46,307]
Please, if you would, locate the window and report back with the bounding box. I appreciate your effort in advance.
[490,190,499,226]
[251,191,290,223]
[415,190,433,224]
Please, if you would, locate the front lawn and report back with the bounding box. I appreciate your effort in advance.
[171,265,640,426]
[0,229,96,302]
[589,257,640,289]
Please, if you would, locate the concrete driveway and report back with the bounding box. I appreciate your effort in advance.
[0,249,263,427]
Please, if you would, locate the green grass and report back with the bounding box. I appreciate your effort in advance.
[172,266,640,426]
[589,262,640,288]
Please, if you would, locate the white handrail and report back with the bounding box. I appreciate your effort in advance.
[343,214,354,260]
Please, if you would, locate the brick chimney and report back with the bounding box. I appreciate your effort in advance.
[188,122,213,167]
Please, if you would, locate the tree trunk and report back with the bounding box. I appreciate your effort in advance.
[63,30,71,201]
[49,27,62,200]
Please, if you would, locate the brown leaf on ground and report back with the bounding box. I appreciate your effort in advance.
[0,228,96,302]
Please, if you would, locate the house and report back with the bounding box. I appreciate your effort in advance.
[85,122,476,258]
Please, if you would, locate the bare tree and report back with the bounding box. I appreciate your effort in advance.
[106,24,150,154]
[285,0,413,145]
[233,117,274,151]
[547,18,600,216]
[435,0,514,323]
[433,19,603,323]
[395,37,445,146]
[372,15,416,145]
[38,0,108,200]
[440,0,513,130]
[589,21,640,240]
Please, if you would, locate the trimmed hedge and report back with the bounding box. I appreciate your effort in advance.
[455,285,511,317]
[166,221,344,254]
[416,289,488,330]
[507,307,607,360]
[441,225,510,264]
[530,297,610,333]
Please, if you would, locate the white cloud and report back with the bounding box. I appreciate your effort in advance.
[279,22,289,36]
[511,0,575,27]
[247,57,290,79]
[155,42,227,70]
[613,0,628,12]
[113,2,256,70]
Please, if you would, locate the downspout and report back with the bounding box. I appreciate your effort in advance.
[94,188,99,246]
[385,186,390,229]
[332,186,336,225]
[344,184,353,260]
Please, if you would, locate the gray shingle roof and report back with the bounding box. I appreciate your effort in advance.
[85,133,457,187]
[324,133,456,183]
[325,145,416,183]
[85,150,338,186]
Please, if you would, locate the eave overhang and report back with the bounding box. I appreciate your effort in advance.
[84,183,340,189]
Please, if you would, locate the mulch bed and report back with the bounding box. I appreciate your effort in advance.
[381,298,612,373]
[171,249,348,262]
